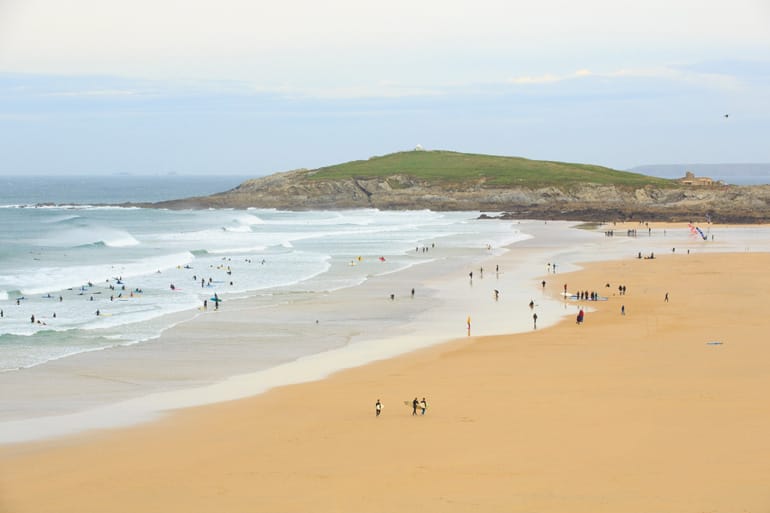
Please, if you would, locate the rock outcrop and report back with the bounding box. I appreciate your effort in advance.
[150,169,770,223]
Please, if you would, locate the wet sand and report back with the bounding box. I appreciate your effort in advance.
[3,250,770,512]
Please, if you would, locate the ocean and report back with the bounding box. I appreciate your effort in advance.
[0,175,528,373]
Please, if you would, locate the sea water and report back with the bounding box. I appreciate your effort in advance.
[0,176,529,372]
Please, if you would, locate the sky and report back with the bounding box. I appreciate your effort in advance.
[1,0,769,175]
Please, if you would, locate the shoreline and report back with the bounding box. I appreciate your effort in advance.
[3,249,770,511]
[2,220,770,444]
[0,220,576,442]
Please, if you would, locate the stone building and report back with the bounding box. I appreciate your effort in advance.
[678,171,716,186]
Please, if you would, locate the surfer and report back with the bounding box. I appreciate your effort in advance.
[533,312,538,329]
[375,399,382,417]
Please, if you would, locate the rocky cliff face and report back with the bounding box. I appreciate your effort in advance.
[152,169,770,223]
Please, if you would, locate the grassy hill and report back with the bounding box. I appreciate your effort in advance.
[310,150,674,188]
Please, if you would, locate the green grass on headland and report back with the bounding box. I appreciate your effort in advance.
[310,150,674,188]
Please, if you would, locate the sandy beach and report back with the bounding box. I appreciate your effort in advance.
[3,241,770,512]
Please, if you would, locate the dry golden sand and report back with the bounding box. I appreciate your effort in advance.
[3,252,770,513]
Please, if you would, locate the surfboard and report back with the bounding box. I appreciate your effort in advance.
[210,297,222,302]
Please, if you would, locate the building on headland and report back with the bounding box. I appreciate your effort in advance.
[678,171,724,186]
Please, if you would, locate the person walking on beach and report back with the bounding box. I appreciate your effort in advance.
[420,397,427,415]
[621,305,625,315]
[665,292,669,302]
[412,397,419,416]
[375,399,382,417]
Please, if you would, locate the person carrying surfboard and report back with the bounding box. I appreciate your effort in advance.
[420,398,427,415]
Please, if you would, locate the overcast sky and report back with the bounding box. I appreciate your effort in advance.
[1,0,769,175]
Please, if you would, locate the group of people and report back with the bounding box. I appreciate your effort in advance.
[412,397,428,416]
[374,397,428,417]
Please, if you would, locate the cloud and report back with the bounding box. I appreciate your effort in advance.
[1,0,768,87]
[507,69,593,85]
[505,65,746,93]
[45,89,140,98]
